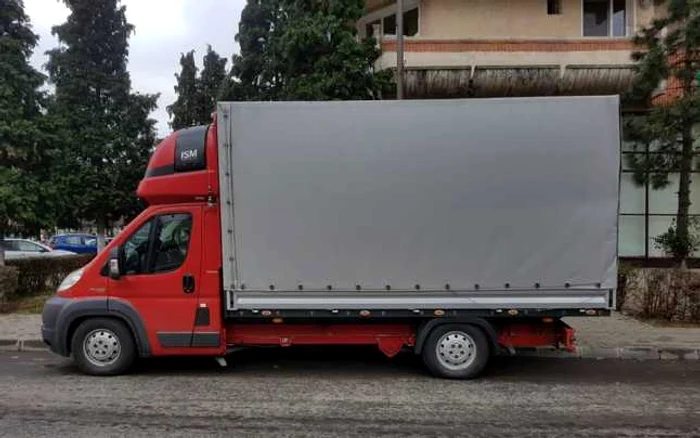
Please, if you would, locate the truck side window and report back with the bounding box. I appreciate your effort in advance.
[123,220,153,275]
[151,213,192,273]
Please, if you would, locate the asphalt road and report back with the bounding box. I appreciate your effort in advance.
[0,348,699,437]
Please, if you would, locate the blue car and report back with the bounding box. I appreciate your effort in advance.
[49,234,98,254]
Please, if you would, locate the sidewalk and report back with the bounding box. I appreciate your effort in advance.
[565,313,700,349]
[0,314,43,351]
[1,312,699,358]
[560,313,700,359]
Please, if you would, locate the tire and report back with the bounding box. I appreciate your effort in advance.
[70,318,136,376]
[422,324,490,379]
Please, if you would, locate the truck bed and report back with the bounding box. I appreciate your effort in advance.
[217,97,620,313]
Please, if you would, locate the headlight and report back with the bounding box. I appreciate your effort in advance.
[57,268,85,292]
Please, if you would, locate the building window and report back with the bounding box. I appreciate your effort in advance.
[362,6,420,38]
[619,126,700,259]
[612,0,626,36]
[366,20,380,38]
[547,0,562,15]
[404,8,420,36]
[583,0,626,37]
[383,13,397,36]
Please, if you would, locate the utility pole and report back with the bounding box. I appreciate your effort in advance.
[396,0,404,99]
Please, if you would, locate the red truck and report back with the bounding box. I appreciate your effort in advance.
[41,98,620,379]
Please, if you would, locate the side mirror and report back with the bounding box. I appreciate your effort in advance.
[109,258,121,280]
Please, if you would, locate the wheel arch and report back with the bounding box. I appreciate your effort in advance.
[56,298,150,357]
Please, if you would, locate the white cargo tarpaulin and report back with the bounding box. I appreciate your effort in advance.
[218,97,619,310]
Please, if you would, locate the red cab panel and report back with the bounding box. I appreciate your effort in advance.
[137,122,219,206]
[106,204,223,356]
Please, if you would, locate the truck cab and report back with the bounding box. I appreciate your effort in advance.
[41,122,227,374]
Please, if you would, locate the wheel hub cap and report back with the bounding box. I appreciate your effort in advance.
[436,331,476,371]
[83,329,121,367]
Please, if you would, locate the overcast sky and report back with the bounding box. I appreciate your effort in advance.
[24,0,245,137]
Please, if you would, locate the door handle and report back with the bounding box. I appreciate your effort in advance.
[182,274,195,294]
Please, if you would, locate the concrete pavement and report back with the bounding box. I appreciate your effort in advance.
[559,313,700,359]
[0,314,40,341]
[0,349,699,437]
[565,313,700,348]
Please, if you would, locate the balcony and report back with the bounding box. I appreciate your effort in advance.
[361,0,642,98]
[377,38,636,98]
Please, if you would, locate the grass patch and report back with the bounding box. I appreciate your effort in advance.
[0,292,53,314]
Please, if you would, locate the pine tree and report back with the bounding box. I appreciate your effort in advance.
[225,0,283,101]
[222,0,389,101]
[167,51,199,130]
[625,0,700,265]
[46,0,158,244]
[198,45,227,124]
[0,0,49,265]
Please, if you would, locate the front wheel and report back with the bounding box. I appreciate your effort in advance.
[71,318,136,376]
[422,324,489,379]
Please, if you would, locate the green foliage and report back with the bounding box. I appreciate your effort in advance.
[653,217,700,259]
[227,0,283,101]
[46,0,159,231]
[624,0,700,263]
[0,0,54,247]
[6,254,94,299]
[198,45,228,124]
[223,0,390,101]
[167,51,199,130]
[168,46,228,130]
[0,265,19,302]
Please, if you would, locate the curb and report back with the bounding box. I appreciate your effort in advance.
[0,339,48,352]
[517,346,700,360]
[2,339,700,360]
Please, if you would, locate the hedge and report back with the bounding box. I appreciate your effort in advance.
[6,254,96,299]
[622,268,700,323]
[0,266,20,302]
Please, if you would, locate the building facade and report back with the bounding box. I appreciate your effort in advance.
[359,0,699,263]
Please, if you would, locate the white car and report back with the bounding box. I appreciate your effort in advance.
[1,239,76,260]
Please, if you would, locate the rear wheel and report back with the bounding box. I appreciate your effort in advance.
[71,318,136,376]
[422,324,489,379]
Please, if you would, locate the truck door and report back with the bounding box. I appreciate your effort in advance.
[107,205,203,354]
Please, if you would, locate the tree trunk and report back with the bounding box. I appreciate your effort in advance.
[676,120,694,267]
[96,219,107,252]
[0,224,5,267]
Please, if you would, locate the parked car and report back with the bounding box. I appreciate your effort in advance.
[1,239,76,260]
[48,234,98,254]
